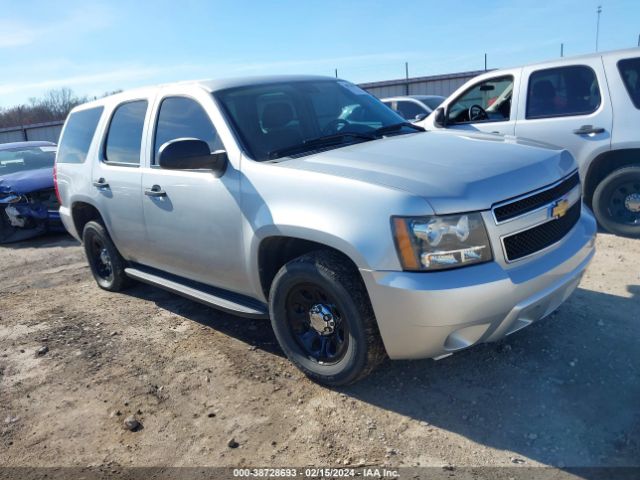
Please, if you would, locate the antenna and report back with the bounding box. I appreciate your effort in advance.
[596,5,602,51]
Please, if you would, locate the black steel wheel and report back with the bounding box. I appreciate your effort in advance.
[593,165,640,238]
[269,250,386,386]
[285,283,350,364]
[89,235,114,283]
[82,220,131,291]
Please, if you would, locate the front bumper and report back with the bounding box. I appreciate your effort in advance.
[360,206,597,359]
[0,202,63,243]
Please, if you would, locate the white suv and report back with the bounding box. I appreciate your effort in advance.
[422,48,640,238]
[381,95,445,122]
[55,76,595,385]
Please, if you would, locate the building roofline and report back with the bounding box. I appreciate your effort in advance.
[358,70,491,88]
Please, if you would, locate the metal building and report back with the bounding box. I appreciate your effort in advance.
[359,70,487,98]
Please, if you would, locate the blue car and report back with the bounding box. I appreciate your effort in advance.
[0,141,64,243]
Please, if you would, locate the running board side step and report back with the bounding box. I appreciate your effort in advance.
[124,267,269,319]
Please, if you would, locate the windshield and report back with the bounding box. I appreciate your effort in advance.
[421,96,445,110]
[0,145,56,175]
[215,80,408,161]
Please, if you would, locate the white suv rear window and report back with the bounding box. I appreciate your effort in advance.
[618,57,640,109]
[57,107,104,164]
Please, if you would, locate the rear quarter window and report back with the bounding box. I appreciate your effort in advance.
[56,107,104,164]
[104,100,148,165]
[618,57,640,109]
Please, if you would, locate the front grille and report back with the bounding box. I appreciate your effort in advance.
[494,172,580,223]
[503,201,581,261]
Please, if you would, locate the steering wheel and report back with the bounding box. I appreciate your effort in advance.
[322,118,349,135]
[468,104,489,122]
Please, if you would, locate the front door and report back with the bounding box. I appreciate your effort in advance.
[139,92,245,293]
[514,60,612,176]
[442,70,521,136]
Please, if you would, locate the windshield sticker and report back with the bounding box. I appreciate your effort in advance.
[338,81,368,96]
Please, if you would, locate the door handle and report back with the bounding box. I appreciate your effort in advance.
[92,178,109,188]
[144,185,167,197]
[573,125,605,135]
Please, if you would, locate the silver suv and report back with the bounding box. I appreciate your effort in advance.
[422,48,640,238]
[55,76,596,385]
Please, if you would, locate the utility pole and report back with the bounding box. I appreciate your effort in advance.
[405,62,409,95]
[596,5,602,51]
[637,34,639,47]
[484,53,487,71]
[561,43,564,57]
[334,68,338,78]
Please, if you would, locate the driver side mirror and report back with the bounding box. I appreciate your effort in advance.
[158,138,228,177]
[433,107,447,128]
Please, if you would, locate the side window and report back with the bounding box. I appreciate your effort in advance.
[448,76,514,124]
[395,101,426,120]
[618,57,640,109]
[104,100,148,165]
[56,107,104,164]
[154,97,223,164]
[526,65,601,119]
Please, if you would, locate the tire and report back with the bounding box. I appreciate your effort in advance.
[269,250,386,386]
[592,165,640,238]
[82,220,131,291]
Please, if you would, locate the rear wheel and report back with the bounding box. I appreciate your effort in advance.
[269,250,386,386]
[593,166,640,238]
[82,220,131,291]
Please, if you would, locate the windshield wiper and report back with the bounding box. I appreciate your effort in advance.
[373,122,425,136]
[268,132,376,160]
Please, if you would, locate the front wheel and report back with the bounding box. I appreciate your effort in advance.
[82,220,131,291]
[592,166,640,238]
[269,250,386,386]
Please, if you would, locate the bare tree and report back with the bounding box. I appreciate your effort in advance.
[0,88,89,128]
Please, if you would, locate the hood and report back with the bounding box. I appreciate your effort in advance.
[281,131,576,214]
[0,167,54,196]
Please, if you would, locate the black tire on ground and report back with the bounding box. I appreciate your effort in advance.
[82,220,131,291]
[269,250,387,386]
[0,208,17,244]
[592,165,640,238]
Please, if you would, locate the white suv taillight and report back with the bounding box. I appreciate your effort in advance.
[53,163,62,205]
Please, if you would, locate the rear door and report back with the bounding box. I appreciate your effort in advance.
[515,59,612,175]
[602,52,640,150]
[139,87,245,292]
[91,98,150,261]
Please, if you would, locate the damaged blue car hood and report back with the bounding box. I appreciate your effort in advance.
[0,167,54,195]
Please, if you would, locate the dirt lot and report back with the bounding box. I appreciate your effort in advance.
[0,232,638,473]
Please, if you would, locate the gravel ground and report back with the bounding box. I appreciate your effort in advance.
[0,232,638,474]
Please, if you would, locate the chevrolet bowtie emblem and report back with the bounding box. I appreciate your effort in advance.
[551,199,570,218]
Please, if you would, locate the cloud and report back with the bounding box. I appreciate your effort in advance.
[0,66,163,96]
[0,22,39,48]
[0,2,115,49]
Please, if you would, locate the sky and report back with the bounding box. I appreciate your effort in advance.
[1,0,639,108]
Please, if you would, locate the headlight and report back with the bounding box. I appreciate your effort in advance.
[392,213,493,271]
[0,192,22,204]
